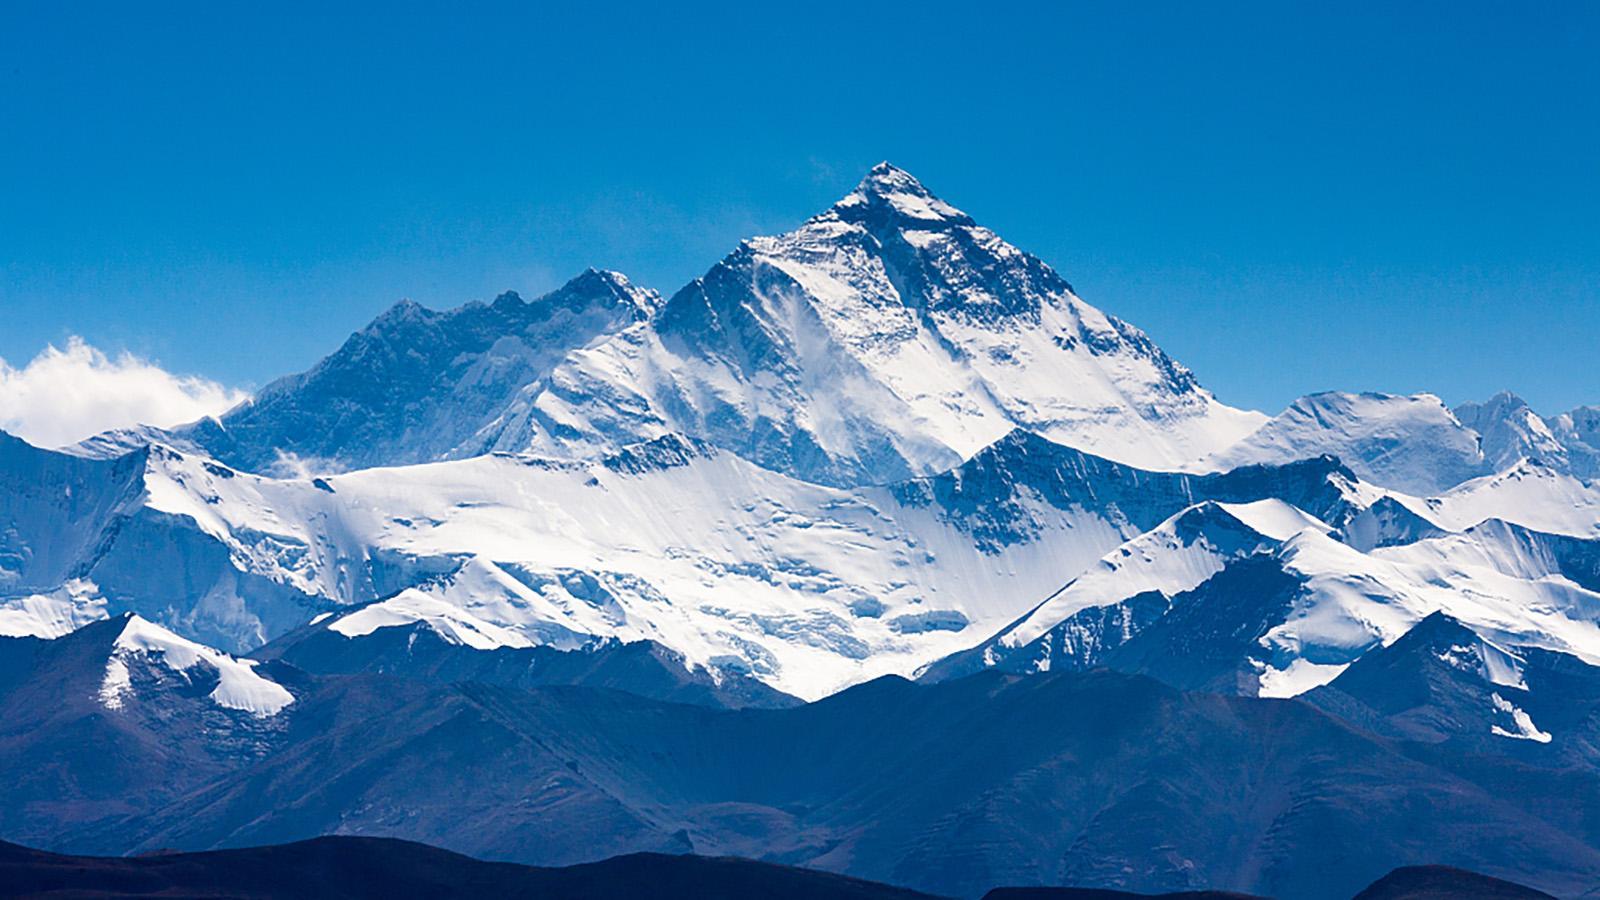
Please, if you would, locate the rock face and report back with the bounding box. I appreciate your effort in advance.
[1306,611,1600,762]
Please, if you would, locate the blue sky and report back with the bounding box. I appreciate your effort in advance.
[2,1,1596,416]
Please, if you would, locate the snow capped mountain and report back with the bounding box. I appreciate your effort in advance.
[185,268,661,474]
[11,161,1600,899]
[0,423,1402,699]
[99,614,293,716]
[611,162,1264,483]
[1454,391,1570,473]
[1548,404,1600,479]
[1208,392,1486,495]
[1214,389,1600,496]
[174,164,1261,487]
[7,160,1600,721]
[1308,611,1600,757]
[12,393,1600,700]
[921,499,1333,687]
[927,490,1600,698]
[3,608,294,718]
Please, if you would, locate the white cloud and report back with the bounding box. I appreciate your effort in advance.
[0,338,249,449]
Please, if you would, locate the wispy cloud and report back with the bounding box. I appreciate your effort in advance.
[0,338,248,448]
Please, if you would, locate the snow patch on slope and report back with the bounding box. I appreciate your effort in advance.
[1490,692,1552,743]
[329,588,536,651]
[99,615,293,717]
[1209,392,1484,496]
[999,500,1310,651]
[1256,658,1349,698]
[0,579,108,638]
[1417,460,1600,539]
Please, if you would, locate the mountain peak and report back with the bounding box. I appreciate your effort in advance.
[834,162,973,226]
[100,614,295,717]
[369,297,432,329]
[549,267,660,319]
[568,266,635,292]
[861,160,925,192]
[1455,390,1533,419]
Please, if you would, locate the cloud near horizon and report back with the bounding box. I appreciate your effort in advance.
[0,338,249,449]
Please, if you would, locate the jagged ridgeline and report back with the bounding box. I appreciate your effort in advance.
[178,163,1266,484]
[4,163,1600,899]
[3,163,1599,704]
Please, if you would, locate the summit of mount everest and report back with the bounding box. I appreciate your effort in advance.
[176,163,1265,485]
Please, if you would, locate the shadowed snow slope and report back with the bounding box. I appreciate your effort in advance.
[10,414,1600,700]
[925,496,1600,699]
[184,269,661,474]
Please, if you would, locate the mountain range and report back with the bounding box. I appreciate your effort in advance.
[0,837,1555,900]
[3,163,1599,896]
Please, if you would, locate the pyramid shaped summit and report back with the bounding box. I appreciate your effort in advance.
[833,161,974,226]
[181,164,1265,484]
[491,161,1267,483]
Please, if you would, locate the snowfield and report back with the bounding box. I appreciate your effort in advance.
[4,163,1600,705]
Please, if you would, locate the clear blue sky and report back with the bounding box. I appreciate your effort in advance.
[2,1,1596,414]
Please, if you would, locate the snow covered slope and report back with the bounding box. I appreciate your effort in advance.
[12,412,1600,700]
[518,162,1262,484]
[0,427,1388,700]
[135,431,1341,699]
[1207,392,1487,495]
[99,614,293,717]
[184,269,661,474]
[926,492,1600,698]
[177,164,1262,486]
[1212,390,1600,495]
[1416,458,1600,538]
